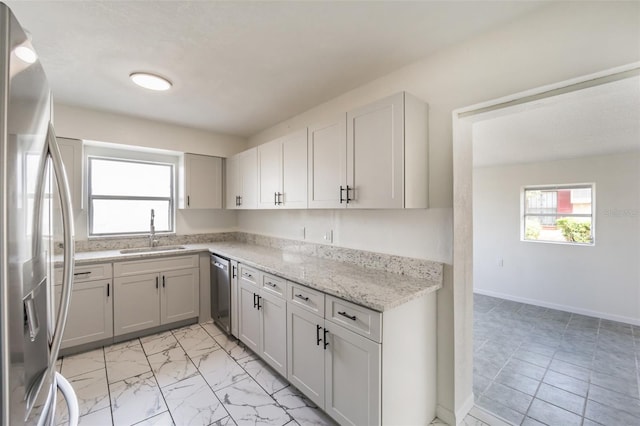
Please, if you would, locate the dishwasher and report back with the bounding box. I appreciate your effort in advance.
[210,254,231,334]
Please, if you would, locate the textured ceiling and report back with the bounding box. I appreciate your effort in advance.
[7,1,546,138]
[473,75,640,167]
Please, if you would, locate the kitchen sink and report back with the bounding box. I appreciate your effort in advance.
[119,245,186,254]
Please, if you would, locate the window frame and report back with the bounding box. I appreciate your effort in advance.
[87,155,176,237]
[521,183,596,246]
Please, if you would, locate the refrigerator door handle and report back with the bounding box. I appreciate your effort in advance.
[46,122,76,366]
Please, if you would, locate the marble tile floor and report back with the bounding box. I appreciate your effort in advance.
[54,321,337,426]
[474,294,640,425]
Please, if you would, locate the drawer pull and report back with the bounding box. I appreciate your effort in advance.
[266,281,277,288]
[323,328,329,349]
[244,273,253,279]
[73,271,91,277]
[295,294,309,302]
[316,324,322,346]
[338,311,357,321]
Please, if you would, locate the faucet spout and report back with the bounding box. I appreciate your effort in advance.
[149,209,158,247]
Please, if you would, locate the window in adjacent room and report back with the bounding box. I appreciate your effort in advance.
[88,156,175,236]
[522,184,594,245]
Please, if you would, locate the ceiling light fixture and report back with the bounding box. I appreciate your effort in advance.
[129,72,172,91]
[15,45,37,64]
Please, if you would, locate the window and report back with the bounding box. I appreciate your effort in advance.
[522,184,594,245]
[88,156,174,236]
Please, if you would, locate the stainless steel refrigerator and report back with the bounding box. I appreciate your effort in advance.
[0,3,78,425]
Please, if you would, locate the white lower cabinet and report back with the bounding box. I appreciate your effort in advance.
[113,255,199,336]
[238,267,288,376]
[54,263,113,349]
[286,287,381,426]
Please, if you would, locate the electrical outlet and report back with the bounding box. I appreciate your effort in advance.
[323,230,333,243]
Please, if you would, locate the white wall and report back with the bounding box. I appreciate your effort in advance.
[474,152,640,324]
[53,104,247,158]
[53,104,246,239]
[240,2,640,423]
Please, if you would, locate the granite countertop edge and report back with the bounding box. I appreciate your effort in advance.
[57,242,443,312]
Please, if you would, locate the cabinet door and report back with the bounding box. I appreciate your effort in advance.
[184,154,222,209]
[286,303,325,408]
[114,273,160,336]
[238,279,260,353]
[161,268,199,325]
[281,128,308,209]
[324,321,381,426]
[55,279,113,349]
[230,260,239,338]
[259,291,287,377]
[308,116,346,209]
[57,137,83,210]
[225,154,239,209]
[257,140,282,209]
[347,92,404,209]
[239,148,258,209]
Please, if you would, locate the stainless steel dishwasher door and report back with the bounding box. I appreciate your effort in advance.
[210,255,231,334]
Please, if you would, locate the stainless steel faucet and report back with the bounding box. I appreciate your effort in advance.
[149,209,158,247]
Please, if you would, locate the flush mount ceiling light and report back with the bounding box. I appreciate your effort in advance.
[15,45,37,64]
[129,72,172,91]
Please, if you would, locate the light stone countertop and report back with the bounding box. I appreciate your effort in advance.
[59,242,442,312]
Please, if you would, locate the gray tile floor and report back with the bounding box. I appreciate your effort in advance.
[474,294,640,425]
[54,321,336,426]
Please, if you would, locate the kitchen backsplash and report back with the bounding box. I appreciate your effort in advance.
[66,232,443,282]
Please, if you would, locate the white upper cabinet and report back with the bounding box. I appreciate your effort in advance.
[346,92,428,209]
[57,137,84,210]
[182,153,223,209]
[308,92,428,209]
[308,117,346,209]
[225,148,258,209]
[257,128,308,209]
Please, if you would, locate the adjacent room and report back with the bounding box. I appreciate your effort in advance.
[471,75,640,424]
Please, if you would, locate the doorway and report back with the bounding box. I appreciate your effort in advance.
[452,64,640,425]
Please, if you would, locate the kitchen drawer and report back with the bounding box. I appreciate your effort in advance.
[239,264,260,287]
[55,263,112,285]
[114,255,198,277]
[262,273,285,298]
[287,281,324,315]
[326,295,381,343]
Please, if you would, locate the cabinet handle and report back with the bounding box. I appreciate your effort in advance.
[266,281,277,288]
[232,265,237,279]
[107,283,110,297]
[316,324,322,346]
[244,272,253,279]
[238,195,242,206]
[74,271,91,277]
[346,185,352,204]
[162,276,165,288]
[257,295,262,310]
[187,195,190,207]
[323,328,329,349]
[253,293,258,308]
[338,311,357,321]
[155,276,159,289]
[295,294,309,302]
[274,192,278,206]
[277,192,283,205]
[339,185,345,204]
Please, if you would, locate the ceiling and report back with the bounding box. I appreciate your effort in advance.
[472,75,640,167]
[7,1,547,138]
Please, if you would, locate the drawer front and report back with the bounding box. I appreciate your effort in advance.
[114,255,198,277]
[262,273,285,298]
[326,295,381,343]
[55,263,112,285]
[238,264,260,287]
[287,281,324,315]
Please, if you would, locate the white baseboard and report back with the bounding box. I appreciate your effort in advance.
[456,394,475,424]
[436,404,455,426]
[474,288,640,326]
